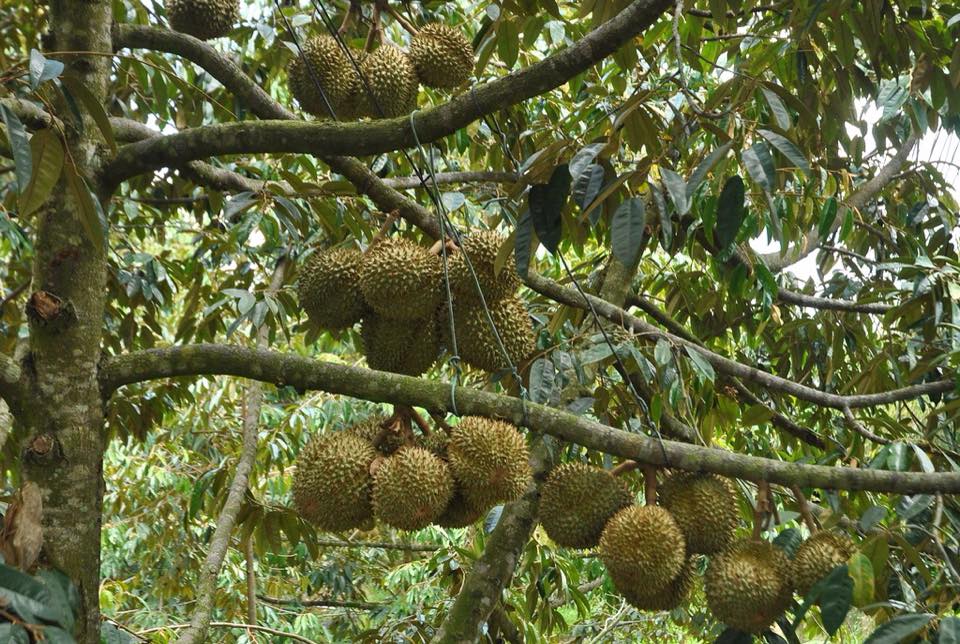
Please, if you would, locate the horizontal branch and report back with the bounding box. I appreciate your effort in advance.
[137,622,314,644]
[257,594,384,610]
[775,287,892,314]
[528,273,954,410]
[313,538,439,551]
[98,344,960,493]
[0,97,62,131]
[103,0,671,183]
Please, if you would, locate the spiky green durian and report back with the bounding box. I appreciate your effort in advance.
[409,23,474,89]
[297,247,366,330]
[447,417,531,508]
[346,415,407,455]
[599,505,686,595]
[448,231,520,304]
[356,45,419,118]
[165,0,239,40]
[791,531,854,596]
[287,35,358,118]
[436,486,487,529]
[619,557,697,612]
[418,430,449,459]
[360,313,440,376]
[659,472,740,555]
[292,433,377,531]
[705,539,792,633]
[359,238,442,320]
[453,296,535,373]
[539,463,633,549]
[372,446,454,530]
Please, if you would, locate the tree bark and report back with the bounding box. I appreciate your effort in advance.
[15,1,113,641]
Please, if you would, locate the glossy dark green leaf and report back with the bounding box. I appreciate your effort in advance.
[773,527,803,556]
[660,167,689,215]
[758,129,811,177]
[684,346,715,383]
[817,197,838,239]
[484,505,504,533]
[938,615,960,644]
[63,161,104,252]
[528,164,570,253]
[715,175,746,249]
[742,142,776,191]
[762,87,792,129]
[847,553,874,607]
[514,210,534,278]
[28,49,63,89]
[813,565,852,635]
[569,143,605,181]
[528,358,556,404]
[572,163,604,211]
[864,613,933,644]
[687,142,733,200]
[1,103,33,193]
[59,74,117,153]
[610,197,646,267]
[20,128,64,217]
[654,338,672,366]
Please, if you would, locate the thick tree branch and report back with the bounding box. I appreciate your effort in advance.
[256,595,384,610]
[174,260,286,644]
[98,345,960,493]
[758,132,920,272]
[527,273,954,410]
[434,438,551,643]
[0,97,63,131]
[0,353,22,409]
[103,0,671,183]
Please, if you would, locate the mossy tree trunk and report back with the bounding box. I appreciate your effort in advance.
[14,1,113,641]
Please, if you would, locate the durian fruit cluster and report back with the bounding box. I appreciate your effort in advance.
[164,0,240,40]
[296,233,535,377]
[539,466,856,632]
[291,414,532,532]
[288,23,473,120]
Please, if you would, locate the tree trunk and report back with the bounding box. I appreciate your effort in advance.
[17,1,113,641]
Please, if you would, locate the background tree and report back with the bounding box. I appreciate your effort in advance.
[1,0,960,642]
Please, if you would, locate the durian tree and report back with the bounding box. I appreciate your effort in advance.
[2,0,960,642]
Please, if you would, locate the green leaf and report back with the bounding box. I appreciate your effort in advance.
[569,143,605,181]
[741,404,775,426]
[572,163,604,211]
[755,262,778,301]
[660,167,689,215]
[939,616,960,644]
[28,49,64,89]
[610,197,646,267]
[762,87,792,129]
[686,142,733,200]
[814,565,852,635]
[650,181,671,248]
[0,624,29,644]
[817,197,838,239]
[654,338,672,366]
[514,210,534,278]
[528,164,570,253]
[62,161,105,253]
[847,553,874,607]
[715,175,746,249]
[858,505,886,531]
[59,74,117,153]
[528,358,556,404]
[758,129,811,177]
[20,129,64,217]
[684,346,715,383]
[0,103,33,193]
[773,527,803,557]
[742,142,776,191]
[864,613,933,644]
[101,621,137,644]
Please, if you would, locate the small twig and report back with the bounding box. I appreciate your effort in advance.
[609,460,639,477]
[314,537,440,551]
[842,406,891,445]
[384,3,418,35]
[0,281,29,310]
[429,411,453,435]
[244,535,257,624]
[408,406,433,436]
[338,0,360,35]
[752,481,772,540]
[791,485,818,533]
[642,465,658,505]
[257,594,385,610]
[369,210,399,246]
[363,2,384,53]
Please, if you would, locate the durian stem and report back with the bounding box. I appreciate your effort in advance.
[609,460,638,477]
[751,481,772,540]
[642,465,658,505]
[363,3,384,53]
[407,406,433,436]
[791,484,819,534]
[338,1,360,36]
[429,411,453,435]
[368,210,399,248]
[384,4,419,36]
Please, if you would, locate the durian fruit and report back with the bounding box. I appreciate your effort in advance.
[360,313,440,376]
[409,23,474,89]
[165,0,239,40]
[346,415,406,455]
[791,531,854,596]
[288,35,356,118]
[356,45,419,118]
[436,486,487,529]
[292,433,377,531]
[372,446,454,530]
[599,505,686,595]
[659,472,739,555]
[620,557,697,612]
[705,539,792,633]
[297,247,366,330]
[448,231,520,305]
[453,295,535,373]
[359,238,442,321]
[418,431,449,459]
[539,463,633,549]
[447,417,531,507]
